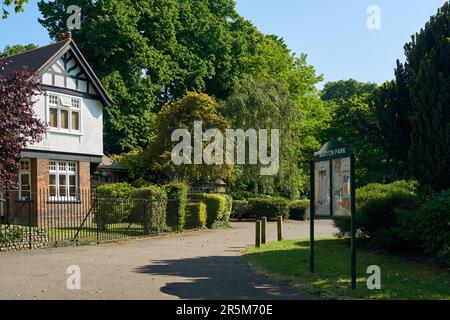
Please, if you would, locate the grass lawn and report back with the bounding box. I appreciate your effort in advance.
[243,238,450,300]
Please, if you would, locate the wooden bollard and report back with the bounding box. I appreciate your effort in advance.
[255,220,261,248]
[261,217,267,244]
[277,216,283,241]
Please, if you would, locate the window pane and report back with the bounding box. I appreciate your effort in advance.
[49,94,58,105]
[49,174,56,185]
[71,98,80,108]
[68,162,76,172]
[59,186,67,197]
[71,112,79,130]
[59,162,66,171]
[21,174,29,185]
[60,110,69,129]
[59,174,66,187]
[49,162,57,171]
[69,175,76,186]
[69,187,76,197]
[49,108,58,128]
[49,186,56,197]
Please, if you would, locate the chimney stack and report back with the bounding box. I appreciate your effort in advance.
[58,31,72,41]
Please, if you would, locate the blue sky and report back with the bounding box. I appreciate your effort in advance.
[0,0,447,87]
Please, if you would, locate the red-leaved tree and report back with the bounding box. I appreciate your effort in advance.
[0,64,46,190]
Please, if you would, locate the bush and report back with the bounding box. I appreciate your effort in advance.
[130,178,153,188]
[231,200,248,220]
[96,183,134,229]
[190,193,228,228]
[247,197,290,219]
[133,186,167,233]
[164,181,189,232]
[185,202,207,229]
[0,226,23,244]
[289,200,310,220]
[334,180,419,239]
[223,194,233,222]
[419,190,450,265]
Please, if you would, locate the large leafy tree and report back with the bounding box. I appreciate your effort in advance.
[321,79,397,185]
[149,92,233,181]
[223,76,302,197]
[0,44,37,58]
[38,0,260,154]
[404,2,450,191]
[0,68,46,189]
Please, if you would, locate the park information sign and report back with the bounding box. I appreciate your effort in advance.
[310,140,357,289]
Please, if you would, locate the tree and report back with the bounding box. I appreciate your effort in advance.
[148,92,233,181]
[404,2,450,191]
[0,44,37,58]
[373,60,412,176]
[38,0,261,154]
[1,0,27,19]
[0,67,46,189]
[223,76,302,197]
[321,79,397,185]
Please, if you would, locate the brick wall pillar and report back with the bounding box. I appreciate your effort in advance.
[34,158,49,226]
[79,161,91,192]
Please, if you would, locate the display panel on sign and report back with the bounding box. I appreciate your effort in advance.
[332,157,352,216]
[314,160,330,216]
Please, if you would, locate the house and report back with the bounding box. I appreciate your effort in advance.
[92,156,128,187]
[190,179,227,194]
[0,32,112,226]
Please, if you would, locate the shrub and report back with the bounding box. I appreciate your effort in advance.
[223,194,233,222]
[164,181,189,232]
[130,178,154,189]
[96,183,134,229]
[185,202,207,229]
[133,186,167,233]
[419,190,450,265]
[190,193,228,228]
[231,200,248,220]
[0,226,23,244]
[247,197,290,219]
[289,200,310,220]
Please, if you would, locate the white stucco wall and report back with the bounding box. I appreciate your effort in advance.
[28,90,104,156]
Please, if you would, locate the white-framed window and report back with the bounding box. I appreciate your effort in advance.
[47,93,81,132]
[49,160,78,201]
[19,159,31,200]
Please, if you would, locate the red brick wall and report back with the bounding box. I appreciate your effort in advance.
[79,161,91,192]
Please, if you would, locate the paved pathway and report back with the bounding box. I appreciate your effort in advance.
[0,220,337,300]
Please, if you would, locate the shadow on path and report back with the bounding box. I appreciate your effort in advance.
[135,255,314,300]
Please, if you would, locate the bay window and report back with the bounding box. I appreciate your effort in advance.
[49,161,78,201]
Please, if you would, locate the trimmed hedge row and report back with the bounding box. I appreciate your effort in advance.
[133,186,167,233]
[185,202,207,229]
[289,200,310,220]
[96,183,134,229]
[164,181,189,232]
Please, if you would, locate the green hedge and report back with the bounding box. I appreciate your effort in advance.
[247,197,290,219]
[133,186,167,233]
[419,190,450,265]
[0,226,23,244]
[231,200,248,220]
[130,178,154,188]
[185,202,207,229]
[164,181,189,232]
[96,183,134,229]
[223,194,233,222]
[289,200,310,220]
[190,193,228,228]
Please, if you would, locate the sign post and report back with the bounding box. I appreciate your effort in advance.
[309,141,356,289]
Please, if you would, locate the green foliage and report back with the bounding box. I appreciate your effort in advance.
[418,190,450,265]
[231,200,249,220]
[185,202,207,229]
[1,0,28,19]
[150,92,233,181]
[191,193,228,228]
[223,194,233,222]
[111,151,152,180]
[0,43,37,57]
[133,186,167,233]
[38,0,262,153]
[0,226,23,244]
[96,183,134,229]
[404,2,450,191]
[130,178,153,189]
[164,181,189,232]
[289,200,310,221]
[321,79,378,103]
[247,197,290,220]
